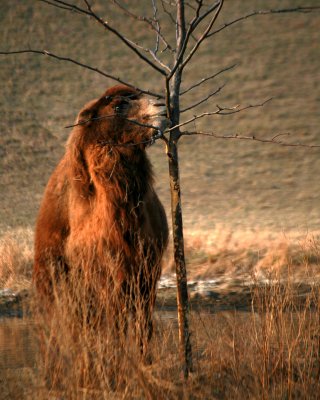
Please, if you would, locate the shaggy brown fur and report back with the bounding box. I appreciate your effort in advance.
[33,85,169,346]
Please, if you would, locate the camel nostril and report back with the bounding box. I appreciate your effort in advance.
[154,103,166,107]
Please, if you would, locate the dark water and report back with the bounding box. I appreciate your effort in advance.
[0,306,313,400]
[0,317,37,370]
[0,317,38,400]
[0,313,175,375]
[0,287,251,378]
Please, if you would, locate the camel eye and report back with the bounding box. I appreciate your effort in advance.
[114,100,129,114]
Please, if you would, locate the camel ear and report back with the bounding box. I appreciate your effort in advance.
[77,108,96,126]
[67,123,91,196]
[69,140,91,197]
[77,98,100,126]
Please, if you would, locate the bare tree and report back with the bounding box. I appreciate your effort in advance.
[1,0,319,379]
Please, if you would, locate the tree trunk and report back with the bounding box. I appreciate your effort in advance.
[167,136,193,378]
[166,1,193,374]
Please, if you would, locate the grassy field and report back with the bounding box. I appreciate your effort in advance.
[0,1,320,399]
[1,260,320,399]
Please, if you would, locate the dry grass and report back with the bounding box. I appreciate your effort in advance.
[3,264,320,399]
[1,227,320,293]
[1,1,320,397]
[1,231,320,399]
[163,230,320,288]
[0,228,33,292]
[189,284,320,399]
[29,251,182,400]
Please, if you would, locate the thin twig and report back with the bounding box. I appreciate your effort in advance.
[84,0,166,75]
[124,38,171,72]
[271,132,290,141]
[100,136,161,148]
[65,112,163,131]
[43,0,166,75]
[66,114,167,147]
[185,2,197,12]
[196,1,222,26]
[180,83,226,113]
[160,0,176,29]
[40,0,81,12]
[169,0,204,80]
[180,63,237,95]
[168,98,272,131]
[112,0,149,21]
[42,0,91,14]
[208,6,320,38]
[176,0,187,56]
[111,0,174,53]
[181,130,320,148]
[151,0,160,55]
[169,1,221,80]
[181,0,224,70]
[0,49,164,99]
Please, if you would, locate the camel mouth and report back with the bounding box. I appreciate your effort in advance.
[140,99,169,133]
[147,130,163,147]
[149,110,171,133]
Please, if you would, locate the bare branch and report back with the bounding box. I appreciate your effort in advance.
[216,97,273,114]
[165,76,172,120]
[42,0,166,75]
[40,0,81,13]
[123,37,171,72]
[169,0,203,80]
[181,0,224,70]
[111,0,174,53]
[101,138,154,147]
[208,6,320,38]
[195,1,222,26]
[169,1,221,80]
[168,0,187,115]
[169,98,272,131]
[176,1,187,55]
[180,83,226,113]
[112,0,148,20]
[65,112,167,146]
[41,0,91,14]
[151,0,160,54]
[83,0,167,75]
[0,49,164,98]
[65,112,160,130]
[184,2,197,12]
[181,130,320,148]
[160,0,176,27]
[180,63,237,95]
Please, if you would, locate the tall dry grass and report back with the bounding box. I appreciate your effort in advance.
[30,239,320,399]
[190,277,320,399]
[0,228,33,292]
[27,275,320,399]
[30,248,174,400]
[1,230,320,399]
